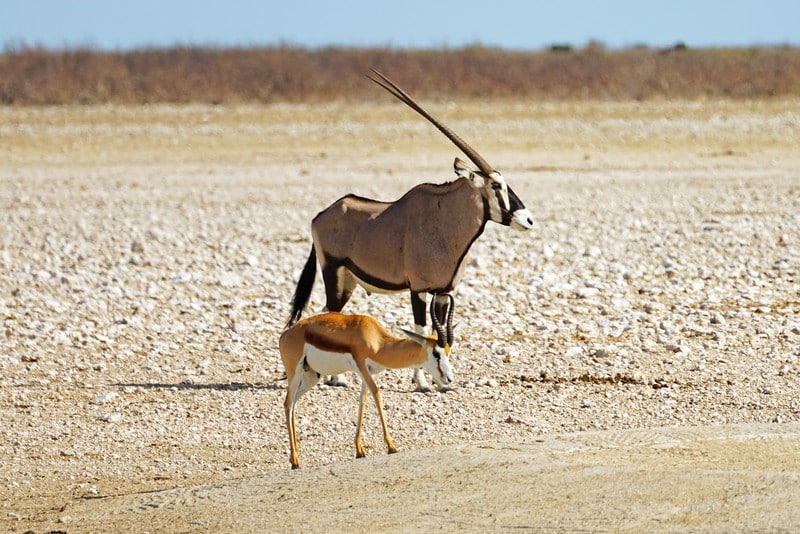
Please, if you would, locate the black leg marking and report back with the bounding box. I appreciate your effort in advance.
[410,291,427,328]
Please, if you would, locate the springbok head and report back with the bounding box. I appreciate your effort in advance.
[401,295,455,387]
[367,69,534,231]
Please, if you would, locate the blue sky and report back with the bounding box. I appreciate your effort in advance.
[2,0,798,51]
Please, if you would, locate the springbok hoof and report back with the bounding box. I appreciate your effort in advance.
[388,448,398,455]
[291,464,300,470]
[356,452,366,459]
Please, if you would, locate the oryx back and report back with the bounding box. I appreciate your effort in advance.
[312,179,486,297]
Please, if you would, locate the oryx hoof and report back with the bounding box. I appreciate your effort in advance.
[411,377,431,393]
[325,376,350,388]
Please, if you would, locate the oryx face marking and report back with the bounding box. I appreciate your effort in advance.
[455,160,534,232]
[487,171,533,230]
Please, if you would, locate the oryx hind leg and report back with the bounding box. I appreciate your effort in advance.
[321,265,357,387]
[321,264,357,313]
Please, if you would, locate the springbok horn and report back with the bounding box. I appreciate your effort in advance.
[430,296,446,346]
[445,293,455,347]
[366,69,496,177]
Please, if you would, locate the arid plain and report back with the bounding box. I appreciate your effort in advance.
[1,99,799,531]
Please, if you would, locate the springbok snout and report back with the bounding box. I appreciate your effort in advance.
[429,348,454,388]
[432,363,454,387]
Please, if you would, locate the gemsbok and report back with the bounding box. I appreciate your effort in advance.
[280,296,455,469]
[288,69,533,390]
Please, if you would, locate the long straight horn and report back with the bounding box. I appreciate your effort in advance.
[445,293,455,347]
[430,296,446,346]
[367,69,495,176]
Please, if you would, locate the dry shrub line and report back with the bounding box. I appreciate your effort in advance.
[2,45,800,104]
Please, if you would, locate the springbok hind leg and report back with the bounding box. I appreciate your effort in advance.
[284,392,300,469]
[285,365,321,469]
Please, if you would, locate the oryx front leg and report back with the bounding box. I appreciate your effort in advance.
[409,291,432,392]
[431,293,455,392]
[410,325,431,392]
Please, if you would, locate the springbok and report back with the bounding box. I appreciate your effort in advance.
[280,296,455,469]
[288,69,533,390]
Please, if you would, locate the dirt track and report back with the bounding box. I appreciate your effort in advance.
[1,99,799,532]
[39,423,800,532]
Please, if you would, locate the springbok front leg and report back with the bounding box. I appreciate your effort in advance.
[354,362,397,458]
[354,381,370,458]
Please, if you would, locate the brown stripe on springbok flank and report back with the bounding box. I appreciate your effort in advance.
[305,330,352,354]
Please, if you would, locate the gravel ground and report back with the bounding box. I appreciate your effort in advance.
[1,100,799,531]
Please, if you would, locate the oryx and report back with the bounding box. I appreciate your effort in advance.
[287,70,533,390]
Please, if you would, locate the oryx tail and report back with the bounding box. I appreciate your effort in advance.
[287,246,317,326]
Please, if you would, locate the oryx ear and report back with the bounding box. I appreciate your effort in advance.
[454,157,485,187]
[401,328,427,346]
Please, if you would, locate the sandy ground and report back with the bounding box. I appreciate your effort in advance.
[1,99,799,532]
[43,423,800,532]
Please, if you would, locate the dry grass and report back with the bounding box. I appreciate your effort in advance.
[3,98,797,170]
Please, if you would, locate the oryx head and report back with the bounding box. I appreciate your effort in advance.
[367,69,534,232]
[453,157,533,230]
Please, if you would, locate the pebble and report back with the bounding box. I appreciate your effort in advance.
[2,102,799,490]
[576,287,600,298]
[97,413,123,423]
[92,392,119,405]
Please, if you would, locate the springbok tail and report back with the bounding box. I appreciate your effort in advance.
[287,247,317,327]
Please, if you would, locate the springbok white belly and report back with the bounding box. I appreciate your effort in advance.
[303,344,387,376]
[304,344,358,376]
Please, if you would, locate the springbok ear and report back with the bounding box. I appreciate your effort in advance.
[454,157,485,187]
[400,329,426,346]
